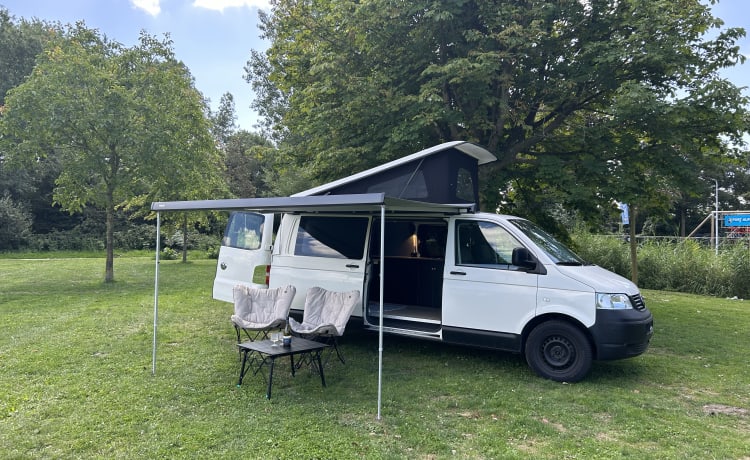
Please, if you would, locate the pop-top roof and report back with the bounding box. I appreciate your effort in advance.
[294,141,496,205]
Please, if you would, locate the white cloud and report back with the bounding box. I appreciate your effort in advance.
[192,0,270,12]
[131,0,161,16]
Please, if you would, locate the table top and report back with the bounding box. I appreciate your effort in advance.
[238,337,329,357]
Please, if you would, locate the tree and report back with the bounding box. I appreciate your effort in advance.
[0,9,71,245]
[210,92,238,147]
[246,0,748,225]
[0,8,50,106]
[1,24,224,281]
[224,130,276,198]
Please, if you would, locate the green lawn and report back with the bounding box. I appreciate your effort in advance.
[1,257,748,459]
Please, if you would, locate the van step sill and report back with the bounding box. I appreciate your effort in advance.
[367,301,441,324]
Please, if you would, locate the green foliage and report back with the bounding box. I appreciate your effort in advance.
[1,258,749,458]
[113,223,156,250]
[0,23,224,281]
[26,229,105,252]
[159,247,179,260]
[248,0,748,223]
[164,229,220,252]
[223,130,276,198]
[0,194,31,249]
[0,8,52,105]
[573,232,750,298]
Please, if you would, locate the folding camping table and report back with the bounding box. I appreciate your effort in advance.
[237,337,330,399]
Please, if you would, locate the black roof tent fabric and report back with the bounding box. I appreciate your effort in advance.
[293,141,496,202]
[310,148,481,204]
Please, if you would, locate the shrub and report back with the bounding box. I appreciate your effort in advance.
[159,247,179,260]
[572,231,750,298]
[571,231,630,277]
[114,224,156,250]
[26,229,104,251]
[0,195,32,250]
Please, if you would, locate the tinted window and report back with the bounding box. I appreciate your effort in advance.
[455,220,522,268]
[295,216,369,259]
[455,168,474,202]
[223,212,264,250]
[367,170,428,199]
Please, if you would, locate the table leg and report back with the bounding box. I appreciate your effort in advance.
[266,357,275,399]
[238,350,249,386]
[290,354,296,377]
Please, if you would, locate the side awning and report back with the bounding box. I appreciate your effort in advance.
[150,192,477,420]
[151,192,475,215]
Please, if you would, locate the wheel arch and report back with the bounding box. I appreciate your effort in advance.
[521,313,598,359]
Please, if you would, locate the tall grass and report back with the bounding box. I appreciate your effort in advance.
[573,233,750,298]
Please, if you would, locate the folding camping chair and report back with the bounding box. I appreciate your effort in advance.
[288,287,360,365]
[231,284,296,345]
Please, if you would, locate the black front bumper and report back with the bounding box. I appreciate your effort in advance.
[589,308,654,360]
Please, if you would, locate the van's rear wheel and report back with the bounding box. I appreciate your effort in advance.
[525,320,592,382]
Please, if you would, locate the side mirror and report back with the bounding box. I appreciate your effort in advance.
[512,247,537,270]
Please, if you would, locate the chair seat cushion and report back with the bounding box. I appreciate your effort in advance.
[232,315,285,330]
[288,317,337,336]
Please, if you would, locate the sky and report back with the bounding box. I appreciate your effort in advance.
[2,0,749,132]
[2,0,271,129]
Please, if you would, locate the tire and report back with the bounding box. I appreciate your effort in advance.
[525,320,592,382]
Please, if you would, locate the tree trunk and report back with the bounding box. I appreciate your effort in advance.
[629,204,638,285]
[105,201,115,283]
[679,206,686,237]
[182,214,188,263]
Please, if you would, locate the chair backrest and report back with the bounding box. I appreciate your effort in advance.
[303,287,361,336]
[233,284,296,323]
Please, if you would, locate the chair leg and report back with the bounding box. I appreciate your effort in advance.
[235,325,243,361]
[331,338,346,364]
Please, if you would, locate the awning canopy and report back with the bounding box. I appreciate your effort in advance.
[151,192,475,215]
[150,192,478,420]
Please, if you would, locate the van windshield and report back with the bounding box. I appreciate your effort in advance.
[509,219,588,265]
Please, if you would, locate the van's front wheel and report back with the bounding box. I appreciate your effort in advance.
[525,321,592,382]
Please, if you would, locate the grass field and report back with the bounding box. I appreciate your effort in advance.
[1,256,748,459]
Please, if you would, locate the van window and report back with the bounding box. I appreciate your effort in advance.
[223,212,264,250]
[295,216,369,259]
[456,220,521,268]
[367,171,428,199]
[455,168,474,202]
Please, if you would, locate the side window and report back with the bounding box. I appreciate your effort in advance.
[223,212,264,250]
[456,220,522,268]
[295,216,369,259]
[455,167,475,202]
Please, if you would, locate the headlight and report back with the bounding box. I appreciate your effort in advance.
[596,293,634,310]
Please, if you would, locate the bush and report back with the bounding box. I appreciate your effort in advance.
[159,247,179,260]
[0,195,32,250]
[572,231,630,276]
[572,231,750,298]
[114,224,156,250]
[26,229,104,251]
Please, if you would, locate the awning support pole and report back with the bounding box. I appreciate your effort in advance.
[152,212,161,375]
[377,205,385,420]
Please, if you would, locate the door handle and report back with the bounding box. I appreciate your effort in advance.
[450,270,466,275]
[346,264,360,269]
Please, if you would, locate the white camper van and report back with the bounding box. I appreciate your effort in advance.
[207,142,654,382]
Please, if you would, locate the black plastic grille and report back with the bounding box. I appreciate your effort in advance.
[630,294,646,311]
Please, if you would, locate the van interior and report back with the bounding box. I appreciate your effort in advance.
[365,218,448,335]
